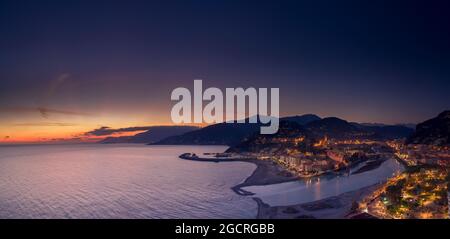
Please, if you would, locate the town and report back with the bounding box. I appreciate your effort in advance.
[232,137,391,178]
[181,111,450,219]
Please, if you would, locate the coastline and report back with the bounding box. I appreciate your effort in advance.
[179,153,299,196]
[179,153,387,219]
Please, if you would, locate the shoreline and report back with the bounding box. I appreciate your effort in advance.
[179,154,299,196]
[179,153,386,219]
[351,158,388,175]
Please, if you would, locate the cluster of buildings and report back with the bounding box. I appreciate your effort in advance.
[360,168,449,219]
[387,140,450,167]
[253,137,389,177]
[357,139,450,219]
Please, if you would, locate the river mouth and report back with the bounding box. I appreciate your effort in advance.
[241,158,404,207]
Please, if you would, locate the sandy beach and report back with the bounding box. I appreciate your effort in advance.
[179,153,299,196]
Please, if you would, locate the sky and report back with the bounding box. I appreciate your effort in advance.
[1,0,449,143]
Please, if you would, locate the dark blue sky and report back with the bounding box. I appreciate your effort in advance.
[1,0,449,126]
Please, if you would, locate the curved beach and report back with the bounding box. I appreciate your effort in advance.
[179,153,299,196]
[180,153,403,219]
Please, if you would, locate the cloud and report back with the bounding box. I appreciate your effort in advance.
[0,106,92,118]
[48,74,71,95]
[49,137,82,141]
[12,122,78,127]
[36,107,91,118]
[84,126,152,136]
[4,136,10,139]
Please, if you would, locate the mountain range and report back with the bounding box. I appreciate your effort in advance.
[151,119,263,146]
[225,120,315,154]
[99,126,198,144]
[406,111,450,146]
[98,110,449,152]
[151,114,414,146]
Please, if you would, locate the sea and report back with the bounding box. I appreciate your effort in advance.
[0,144,256,218]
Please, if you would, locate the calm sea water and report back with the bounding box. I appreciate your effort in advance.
[0,144,257,219]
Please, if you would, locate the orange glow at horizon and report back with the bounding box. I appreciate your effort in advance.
[0,111,207,144]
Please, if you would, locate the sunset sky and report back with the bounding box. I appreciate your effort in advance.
[1,0,449,143]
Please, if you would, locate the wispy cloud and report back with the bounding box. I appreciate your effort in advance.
[84,126,152,136]
[48,137,82,141]
[47,73,71,97]
[0,106,92,118]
